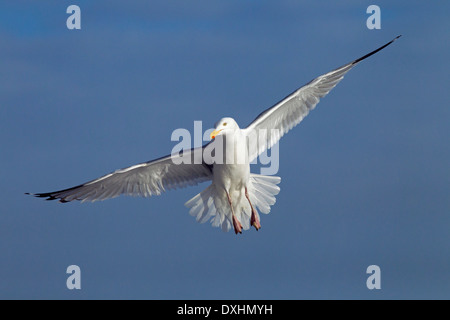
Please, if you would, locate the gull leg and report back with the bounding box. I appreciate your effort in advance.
[226,191,242,234]
[245,187,261,231]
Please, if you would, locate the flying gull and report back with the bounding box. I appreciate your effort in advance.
[27,36,401,234]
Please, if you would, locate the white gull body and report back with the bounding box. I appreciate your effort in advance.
[185,117,281,233]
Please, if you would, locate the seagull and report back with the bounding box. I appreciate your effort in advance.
[27,36,400,234]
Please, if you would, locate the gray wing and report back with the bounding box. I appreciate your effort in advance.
[243,36,400,162]
[27,147,212,203]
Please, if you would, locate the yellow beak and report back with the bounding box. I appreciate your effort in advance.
[210,129,223,139]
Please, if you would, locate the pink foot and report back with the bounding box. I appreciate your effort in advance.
[245,187,261,231]
[232,215,243,234]
[251,211,261,231]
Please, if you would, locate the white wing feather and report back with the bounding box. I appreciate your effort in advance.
[244,36,401,162]
[29,147,212,202]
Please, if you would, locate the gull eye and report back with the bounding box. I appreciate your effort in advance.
[223,122,227,126]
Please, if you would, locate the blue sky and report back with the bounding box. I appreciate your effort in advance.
[1,1,449,299]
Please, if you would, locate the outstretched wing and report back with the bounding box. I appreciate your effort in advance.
[27,147,213,203]
[243,36,400,162]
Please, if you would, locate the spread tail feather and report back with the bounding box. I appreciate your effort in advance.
[185,174,281,232]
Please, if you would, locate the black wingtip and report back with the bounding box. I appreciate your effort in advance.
[25,192,42,198]
[352,35,401,65]
[26,191,68,202]
[392,35,402,43]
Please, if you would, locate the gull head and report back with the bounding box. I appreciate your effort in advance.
[210,117,239,139]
